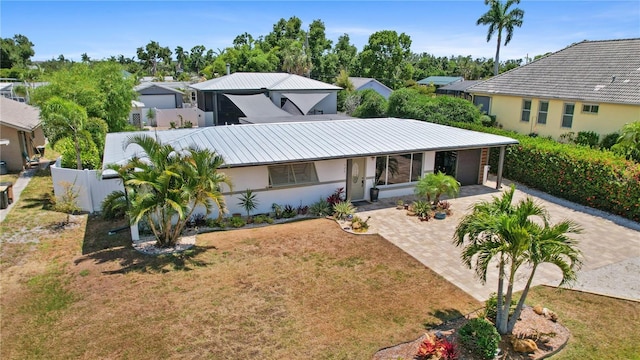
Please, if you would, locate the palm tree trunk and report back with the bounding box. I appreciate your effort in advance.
[493,32,502,76]
[507,265,537,333]
[74,131,82,170]
[498,263,516,334]
[495,255,505,326]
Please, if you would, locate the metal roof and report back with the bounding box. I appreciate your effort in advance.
[468,39,640,105]
[417,76,464,86]
[240,114,354,124]
[437,80,483,92]
[190,72,341,91]
[103,118,517,172]
[134,82,184,94]
[349,77,392,92]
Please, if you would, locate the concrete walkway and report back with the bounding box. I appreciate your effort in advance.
[356,177,640,302]
[0,168,37,223]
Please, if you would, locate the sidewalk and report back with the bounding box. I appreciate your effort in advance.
[0,168,37,223]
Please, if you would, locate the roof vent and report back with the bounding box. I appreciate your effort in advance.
[611,76,616,83]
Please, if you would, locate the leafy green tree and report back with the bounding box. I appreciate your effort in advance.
[188,45,206,74]
[612,121,640,162]
[334,34,358,73]
[282,41,310,76]
[454,185,582,334]
[352,89,388,118]
[308,19,333,81]
[477,0,525,76]
[360,30,413,88]
[40,97,89,170]
[32,62,136,132]
[136,40,172,76]
[414,171,460,205]
[0,34,34,68]
[112,135,232,247]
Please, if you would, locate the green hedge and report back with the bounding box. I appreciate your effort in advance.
[388,88,482,125]
[455,123,640,222]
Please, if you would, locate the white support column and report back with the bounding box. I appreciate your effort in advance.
[496,146,506,189]
[130,222,140,241]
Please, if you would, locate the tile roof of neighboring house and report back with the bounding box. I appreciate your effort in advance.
[417,76,464,86]
[438,80,483,92]
[468,39,640,105]
[134,82,185,93]
[0,97,41,132]
[102,118,517,172]
[190,72,341,91]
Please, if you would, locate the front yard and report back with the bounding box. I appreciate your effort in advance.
[1,172,638,359]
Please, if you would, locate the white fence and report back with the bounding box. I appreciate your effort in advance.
[50,158,124,213]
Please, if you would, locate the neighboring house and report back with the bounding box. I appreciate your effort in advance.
[0,97,45,172]
[132,82,198,128]
[468,39,640,138]
[436,80,483,101]
[190,72,341,126]
[102,118,517,225]
[349,77,393,99]
[417,76,464,88]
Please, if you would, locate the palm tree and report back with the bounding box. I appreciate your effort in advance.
[414,171,461,206]
[454,185,582,334]
[477,0,525,76]
[611,121,640,162]
[112,135,231,247]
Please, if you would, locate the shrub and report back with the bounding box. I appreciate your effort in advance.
[575,131,599,148]
[333,201,356,220]
[229,216,246,228]
[599,132,619,150]
[101,190,128,220]
[388,88,482,125]
[271,203,283,219]
[253,214,274,224]
[309,198,332,217]
[238,189,259,219]
[188,213,207,227]
[454,122,640,222]
[327,187,345,208]
[412,200,431,218]
[457,318,501,360]
[352,89,388,118]
[416,333,458,360]
[282,204,297,218]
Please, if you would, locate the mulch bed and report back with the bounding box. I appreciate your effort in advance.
[373,306,569,360]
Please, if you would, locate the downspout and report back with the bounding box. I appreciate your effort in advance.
[496,146,505,189]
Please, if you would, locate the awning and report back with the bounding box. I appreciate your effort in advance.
[281,92,331,115]
[281,99,303,115]
[223,94,292,118]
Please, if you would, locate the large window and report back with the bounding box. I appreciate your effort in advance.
[376,153,423,186]
[561,103,575,128]
[537,101,549,124]
[521,99,532,122]
[268,163,318,187]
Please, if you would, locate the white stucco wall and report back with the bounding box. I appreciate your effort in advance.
[357,82,392,99]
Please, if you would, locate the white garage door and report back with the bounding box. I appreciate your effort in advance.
[139,95,176,109]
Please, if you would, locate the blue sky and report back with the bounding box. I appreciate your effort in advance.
[1,0,639,62]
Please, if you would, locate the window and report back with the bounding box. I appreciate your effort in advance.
[582,104,599,114]
[561,103,575,128]
[377,153,423,185]
[537,101,549,124]
[521,99,532,122]
[268,163,318,187]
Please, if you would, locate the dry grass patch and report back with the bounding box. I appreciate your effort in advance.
[1,217,480,359]
[525,286,640,360]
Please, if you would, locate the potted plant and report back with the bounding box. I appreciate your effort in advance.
[396,199,405,210]
[371,156,399,202]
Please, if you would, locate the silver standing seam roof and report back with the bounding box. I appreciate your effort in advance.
[190,72,341,91]
[102,118,518,173]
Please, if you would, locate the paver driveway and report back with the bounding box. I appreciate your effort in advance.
[356,177,640,302]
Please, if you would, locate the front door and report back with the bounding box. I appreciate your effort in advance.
[348,158,366,200]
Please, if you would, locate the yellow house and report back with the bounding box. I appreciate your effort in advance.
[469,39,640,139]
[0,97,46,172]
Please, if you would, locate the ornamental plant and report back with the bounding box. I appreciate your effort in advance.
[457,318,500,360]
[416,332,458,360]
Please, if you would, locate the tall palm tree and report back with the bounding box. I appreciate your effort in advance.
[112,135,231,247]
[477,0,525,76]
[454,185,582,334]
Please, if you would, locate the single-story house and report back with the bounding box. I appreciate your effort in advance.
[349,77,393,99]
[102,118,517,223]
[132,82,198,128]
[0,97,45,172]
[468,39,640,139]
[417,76,464,88]
[436,80,483,101]
[190,72,341,126]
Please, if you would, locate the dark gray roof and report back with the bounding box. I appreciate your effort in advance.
[438,80,483,92]
[468,39,640,105]
[103,118,517,171]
